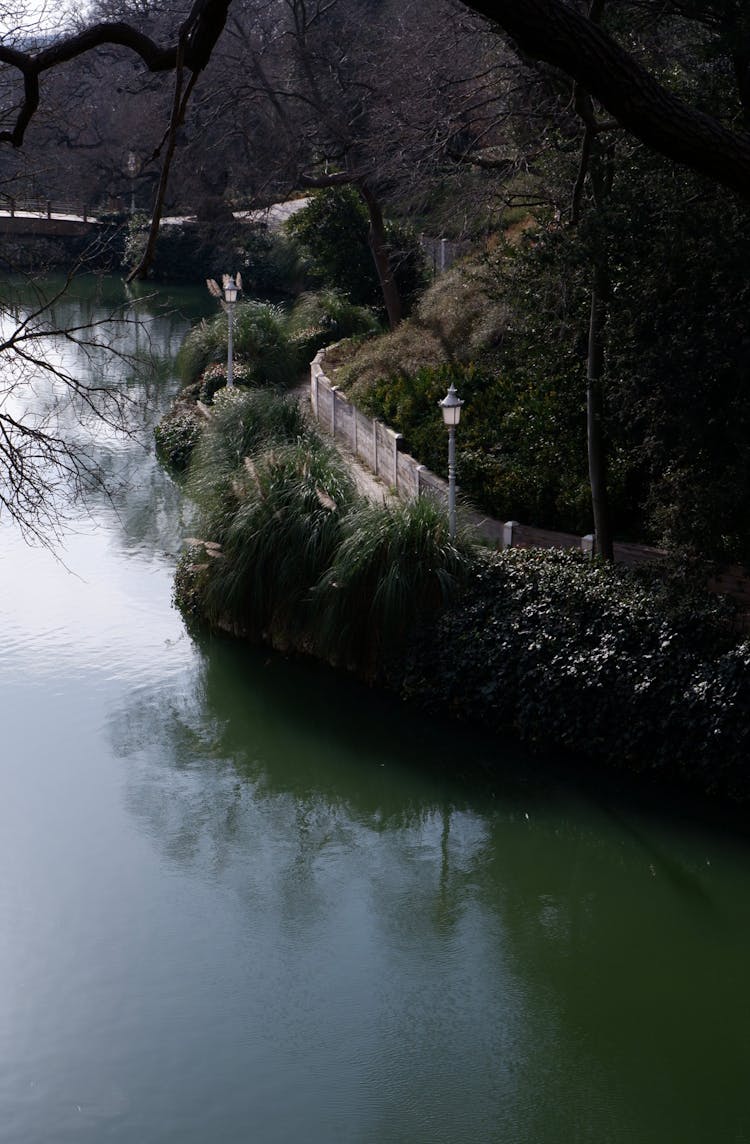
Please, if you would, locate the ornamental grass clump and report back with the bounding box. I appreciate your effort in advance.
[185,388,310,539]
[312,496,475,678]
[197,438,357,643]
[177,301,296,388]
[288,289,381,341]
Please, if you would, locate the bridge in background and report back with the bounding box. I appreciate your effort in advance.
[0,199,104,237]
[0,196,312,238]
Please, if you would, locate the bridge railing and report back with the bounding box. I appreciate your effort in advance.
[0,197,111,222]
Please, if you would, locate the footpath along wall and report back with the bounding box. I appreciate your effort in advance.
[311,351,661,564]
[309,350,750,606]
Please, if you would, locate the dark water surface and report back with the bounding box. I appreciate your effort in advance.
[1,277,749,1143]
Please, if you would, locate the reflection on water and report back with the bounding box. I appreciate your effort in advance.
[1,277,750,1144]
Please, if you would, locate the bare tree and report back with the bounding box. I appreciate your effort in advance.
[461,0,750,202]
[0,269,150,543]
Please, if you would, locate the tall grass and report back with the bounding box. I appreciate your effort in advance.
[185,388,309,539]
[177,388,476,673]
[312,496,474,677]
[198,438,357,642]
[177,301,297,388]
[287,289,381,340]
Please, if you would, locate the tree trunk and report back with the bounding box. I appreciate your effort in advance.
[587,257,613,560]
[358,183,403,329]
[462,0,750,201]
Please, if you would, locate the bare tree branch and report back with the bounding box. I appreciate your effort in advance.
[462,0,750,200]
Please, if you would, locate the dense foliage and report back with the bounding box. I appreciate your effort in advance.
[333,142,750,563]
[153,404,205,472]
[169,369,750,805]
[286,188,428,317]
[403,549,750,802]
[334,248,594,534]
[176,301,298,388]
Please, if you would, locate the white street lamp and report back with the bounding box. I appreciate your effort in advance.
[223,274,239,388]
[206,273,243,389]
[438,382,464,538]
[126,151,137,214]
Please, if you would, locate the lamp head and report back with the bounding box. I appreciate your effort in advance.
[439,383,464,427]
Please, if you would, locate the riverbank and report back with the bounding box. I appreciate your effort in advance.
[161,376,750,810]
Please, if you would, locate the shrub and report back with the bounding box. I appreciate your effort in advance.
[197,361,255,402]
[287,186,376,306]
[177,301,297,388]
[414,258,509,356]
[238,224,308,300]
[403,548,747,799]
[312,496,475,678]
[286,187,428,316]
[286,289,381,368]
[154,404,205,472]
[334,322,447,407]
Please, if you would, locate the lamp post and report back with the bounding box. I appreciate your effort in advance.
[126,151,137,214]
[223,274,239,388]
[438,382,464,538]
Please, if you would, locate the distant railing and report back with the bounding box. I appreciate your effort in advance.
[420,235,472,275]
[0,197,111,222]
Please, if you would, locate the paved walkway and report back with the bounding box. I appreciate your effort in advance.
[294,380,394,505]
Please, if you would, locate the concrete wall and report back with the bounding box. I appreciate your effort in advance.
[308,352,750,614]
[311,353,419,497]
[310,351,666,565]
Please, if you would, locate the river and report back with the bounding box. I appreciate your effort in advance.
[1,276,749,1144]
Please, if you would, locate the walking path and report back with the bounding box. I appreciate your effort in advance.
[294,379,394,505]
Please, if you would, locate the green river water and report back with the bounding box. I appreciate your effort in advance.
[1,277,749,1143]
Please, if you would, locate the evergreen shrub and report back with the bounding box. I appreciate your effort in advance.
[403,549,749,800]
[154,404,204,472]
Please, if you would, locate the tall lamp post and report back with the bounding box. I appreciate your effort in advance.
[223,274,239,388]
[126,151,137,214]
[438,382,464,538]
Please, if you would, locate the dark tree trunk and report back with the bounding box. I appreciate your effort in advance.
[358,183,403,329]
[587,257,613,560]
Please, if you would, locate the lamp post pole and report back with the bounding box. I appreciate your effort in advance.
[438,382,464,539]
[126,152,137,214]
[447,421,457,537]
[223,275,239,388]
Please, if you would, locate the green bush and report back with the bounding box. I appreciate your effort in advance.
[286,186,428,317]
[286,289,381,368]
[352,358,591,532]
[287,187,376,306]
[238,224,308,300]
[154,404,205,472]
[403,548,748,800]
